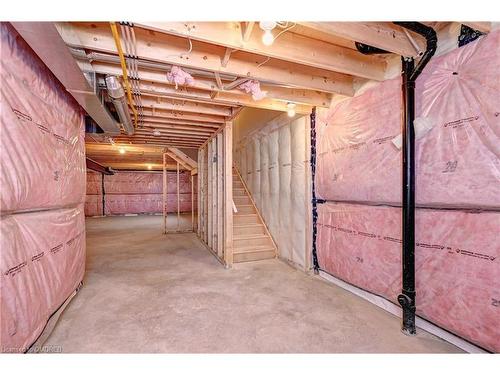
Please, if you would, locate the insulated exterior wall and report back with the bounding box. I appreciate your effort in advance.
[0,23,86,214]
[314,31,500,352]
[84,170,103,217]
[84,171,194,216]
[1,206,86,352]
[316,30,500,209]
[235,114,311,269]
[0,23,86,352]
[317,203,499,352]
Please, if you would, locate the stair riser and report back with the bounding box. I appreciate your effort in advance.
[234,237,274,248]
[233,250,276,263]
[233,225,267,236]
[234,206,255,214]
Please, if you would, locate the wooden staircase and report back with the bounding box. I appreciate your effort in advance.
[232,168,277,263]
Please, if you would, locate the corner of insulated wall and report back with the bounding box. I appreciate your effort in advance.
[314,30,500,352]
[0,23,86,352]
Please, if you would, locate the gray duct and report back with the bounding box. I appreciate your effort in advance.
[105,76,134,135]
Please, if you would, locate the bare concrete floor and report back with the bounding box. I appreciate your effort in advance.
[45,215,462,353]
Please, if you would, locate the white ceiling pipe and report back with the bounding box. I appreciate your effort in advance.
[105,76,135,135]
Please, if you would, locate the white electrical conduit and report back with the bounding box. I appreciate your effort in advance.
[120,23,144,126]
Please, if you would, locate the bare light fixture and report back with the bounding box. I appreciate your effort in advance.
[153,129,161,137]
[119,147,126,154]
[259,22,277,46]
[287,102,296,117]
[147,165,152,170]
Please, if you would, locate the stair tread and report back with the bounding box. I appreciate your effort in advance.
[233,245,276,254]
[234,234,270,240]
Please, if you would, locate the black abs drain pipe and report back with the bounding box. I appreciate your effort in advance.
[393,22,437,335]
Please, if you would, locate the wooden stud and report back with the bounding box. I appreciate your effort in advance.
[211,137,217,253]
[191,174,195,232]
[223,121,233,267]
[163,152,167,234]
[216,132,224,258]
[214,72,224,90]
[207,140,213,248]
[177,161,180,232]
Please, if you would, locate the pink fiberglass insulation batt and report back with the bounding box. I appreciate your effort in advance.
[85,170,103,195]
[0,206,86,352]
[104,194,193,215]
[84,194,103,217]
[316,30,500,209]
[316,202,500,352]
[0,23,86,214]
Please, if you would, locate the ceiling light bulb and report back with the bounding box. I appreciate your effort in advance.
[259,21,277,46]
[147,165,152,170]
[119,147,126,154]
[262,30,274,46]
[153,129,161,137]
[287,102,296,117]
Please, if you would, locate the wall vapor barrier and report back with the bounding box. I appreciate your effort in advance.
[234,112,312,270]
[313,30,500,353]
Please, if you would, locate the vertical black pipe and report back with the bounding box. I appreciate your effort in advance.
[101,173,106,216]
[398,57,417,335]
[310,107,320,273]
[393,22,437,336]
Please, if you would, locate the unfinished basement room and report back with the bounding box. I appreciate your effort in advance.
[1,2,499,369]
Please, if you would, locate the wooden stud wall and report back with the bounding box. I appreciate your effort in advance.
[197,121,233,267]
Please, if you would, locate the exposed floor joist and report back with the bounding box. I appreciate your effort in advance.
[136,22,387,81]
[55,22,356,95]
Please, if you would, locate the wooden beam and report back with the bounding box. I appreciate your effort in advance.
[141,108,225,124]
[56,22,356,94]
[241,21,255,42]
[221,47,233,67]
[135,22,386,80]
[167,147,198,170]
[135,128,214,138]
[299,22,427,57]
[139,123,218,133]
[166,152,194,171]
[140,95,232,117]
[140,116,221,128]
[97,140,200,149]
[214,71,223,90]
